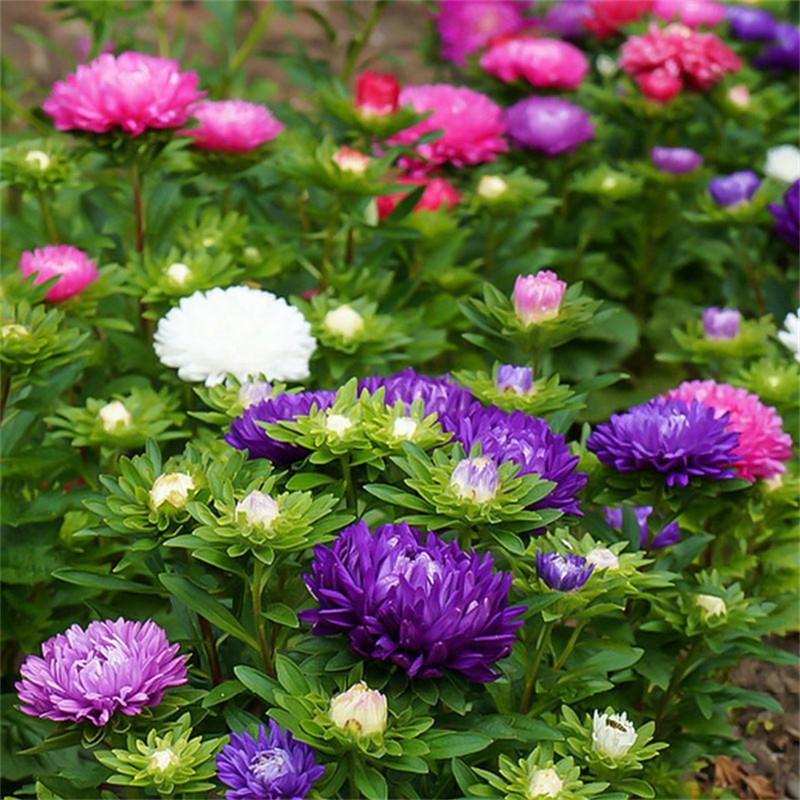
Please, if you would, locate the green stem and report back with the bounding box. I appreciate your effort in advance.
[198,615,223,685]
[655,642,699,731]
[251,561,274,677]
[340,1,388,83]
[36,191,59,242]
[739,226,765,315]
[132,162,146,253]
[0,370,12,422]
[226,3,276,87]
[340,455,358,516]
[552,621,586,672]
[521,620,554,714]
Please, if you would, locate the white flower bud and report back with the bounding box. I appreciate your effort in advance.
[592,710,637,759]
[149,748,178,773]
[98,400,132,433]
[586,547,620,572]
[243,246,259,260]
[329,682,387,737]
[727,84,751,109]
[695,593,727,620]
[166,262,192,286]
[25,150,51,170]
[392,416,419,440]
[596,54,618,78]
[324,305,364,339]
[332,146,370,174]
[236,490,280,530]
[601,176,618,191]
[238,380,272,409]
[477,175,508,199]
[150,472,195,510]
[325,413,353,437]
[527,767,563,799]
[201,236,216,248]
[764,145,800,184]
[763,474,783,492]
[1,323,30,340]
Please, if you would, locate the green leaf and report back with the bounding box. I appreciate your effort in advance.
[423,730,492,759]
[234,665,279,705]
[52,568,155,595]
[275,654,310,694]
[263,602,300,628]
[201,680,247,708]
[353,760,388,800]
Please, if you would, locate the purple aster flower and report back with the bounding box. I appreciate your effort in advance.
[496,364,534,395]
[708,171,761,207]
[15,618,187,727]
[755,23,800,72]
[225,390,336,464]
[300,521,525,683]
[726,5,778,41]
[216,720,324,800]
[651,146,703,175]
[769,179,800,249]
[543,0,590,38]
[586,397,739,488]
[442,405,587,516]
[450,456,500,503]
[506,96,595,157]
[703,307,741,340]
[604,505,682,550]
[436,0,527,66]
[535,551,593,591]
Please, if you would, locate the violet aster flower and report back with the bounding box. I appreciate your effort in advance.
[450,456,500,503]
[536,551,594,591]
[180,100,283,153]
[651,146,703,174]
[755,23,800,72]
[496,365,534,395]
[15,618,187,727]
[703,307,741,340]
[708,171,761,207]
[216,720,324,800]
[506,96,594,157]
[726,6,778,41]
[586,398,739,488]
[769,180,800,249]
[300,521,525,683]
[604,505,681,549]
[543,0,591,39]
[225,390,335,464]
[442,405,587,516]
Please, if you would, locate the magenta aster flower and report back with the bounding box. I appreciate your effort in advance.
[513,270,567,325]
[481,36,590,90]
[180,100,284,153]
[604,505,682,549]
[15,618,187,727]
[300,521,525,683]
[667,380,793,482]
[216,721,324,800]
[651,146,703,174]
[506,96,594,156]
[536,551,593,591]
[703,307,740,340]
[389,84,508,171]
[18,245,99,302]
[653,0,725,28]
[43,51,202,137]
[436,0,527,66]
[543,0,591,38]
[586,398,739,487]
[226,390,336,464]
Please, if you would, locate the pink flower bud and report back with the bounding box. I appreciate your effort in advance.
[513,271,567,325]
[19,245,99,302]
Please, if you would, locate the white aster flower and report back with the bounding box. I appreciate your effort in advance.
[236,490,280,529]
[153,286,316,386]
[527,767,562,799]
[695,593,727,620]
[777,310,800,363]
[764,145,800,184]
[324,305,364,339]
[592,709,637,759]
[98,400,132,433]
[586,547,620,571]
[25,150,51,170]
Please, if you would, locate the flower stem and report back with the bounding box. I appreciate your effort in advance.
[0,370,12,422]
[521,620,554,714]
[552,620,586,671]
[36,191,59,242]
[198,615,223,685]
[132,162,146,253]
[340,455,358,516]
[340,0,388,83]
[251,561,274,677]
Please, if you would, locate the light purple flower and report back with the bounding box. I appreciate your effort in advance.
[703,307,741,340]
[513,270,567,325]
[15,618,187,727]
[604,505,682,549]
[708,171,761,207]
[536,551,593,591]
[506,96,594,156]
[542,0,590,38]
[496,365,534,395]
[651,146,703,174]
[450,456,500,503]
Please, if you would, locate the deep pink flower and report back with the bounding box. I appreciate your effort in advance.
[43,51,203,137]
[19,245,99,302]
[181,100,283,153]
[376,176,461,219]
[480,36,589,90]
[436,0,528,66]
[667,380,793,482]
[653,0,725,28]
[355,71,400,116]
[513,270,567,324]
[584,0,652,38]
[389,84,508,171]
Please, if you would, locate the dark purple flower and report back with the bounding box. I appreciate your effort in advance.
[216,720,324,800]
[651,146,703,174]
[543,0,591,38]
[769,179,800,249]
[442,405,587,516]
[496,364,534,395]
[300,521,525,683]
[726,5,778,41]
[586,398,739,488]
[225,390,335,464]
[708,170,761,207]
[535,551,593,591]
[15,618,187,727]
[703,307,741,340]
[604,505,682,549]
[506,96,595,157]
[755,23,800,71]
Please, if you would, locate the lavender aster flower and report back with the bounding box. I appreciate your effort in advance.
[651,146,703,175]
[496,365,534,395]
[586,398,739,487]
[442,405,587,516]
[225,390,335,464]
[726,6,778,41]
[450,456,500,503]
[755,23,800,72]
[769,180,800,249]
[506,96,595,157]
[604,505,682,549]
[300,521,525,683]
[15,618,187,727]
[543,0,591,38]
[536,551,593,591]
[703,307,741,340]
[216,720,324,800]
[708,171,761,207]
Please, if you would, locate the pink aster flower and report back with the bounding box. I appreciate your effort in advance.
[436,0,528,66]
[481,35,589,90]
[19,245,99,302]
[667,380,793,482]
[43,51,203,137]
[389,84,508,172]
[652,0,725,29]
[513,270,567,325]
[376,176,461,219]
[180,100,283,153]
